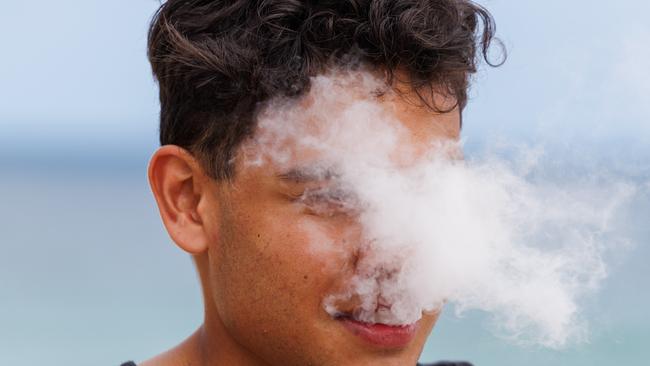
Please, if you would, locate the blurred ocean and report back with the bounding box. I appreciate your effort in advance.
[0,147,648,366]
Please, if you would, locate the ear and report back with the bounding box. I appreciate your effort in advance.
[148,145,212,254]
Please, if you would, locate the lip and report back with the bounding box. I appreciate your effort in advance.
[338,316,418,349]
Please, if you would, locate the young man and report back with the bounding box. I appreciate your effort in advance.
[130,1,500,365]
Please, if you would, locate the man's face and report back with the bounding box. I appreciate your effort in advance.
[199,73,461,366]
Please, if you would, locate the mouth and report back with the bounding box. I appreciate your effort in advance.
[334,311,419,349]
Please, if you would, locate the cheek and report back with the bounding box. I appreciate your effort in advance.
[206,208,364,362]
[210,208,357,323]
[248,215,358,294]
[295,217,361,268]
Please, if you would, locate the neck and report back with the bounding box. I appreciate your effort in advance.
[199,301,271,366]
[141,254,269,366]
[140,315,269,366]
[196,252,270,366]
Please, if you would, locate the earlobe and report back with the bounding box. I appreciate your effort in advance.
[148,145,211,254]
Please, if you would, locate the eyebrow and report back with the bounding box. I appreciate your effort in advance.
[276,166,340,183]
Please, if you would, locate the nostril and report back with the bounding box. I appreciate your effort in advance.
[350,247,361,269]
[376,299,391,313]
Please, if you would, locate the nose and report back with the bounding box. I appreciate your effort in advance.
[351,238,404,280]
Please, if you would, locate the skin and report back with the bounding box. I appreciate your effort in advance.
[144,75,461,366]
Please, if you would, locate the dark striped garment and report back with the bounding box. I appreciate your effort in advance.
[121,361,472,365]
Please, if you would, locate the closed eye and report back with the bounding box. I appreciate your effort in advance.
[297,186,360,217]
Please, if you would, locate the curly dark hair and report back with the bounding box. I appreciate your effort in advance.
[148,0,503,179]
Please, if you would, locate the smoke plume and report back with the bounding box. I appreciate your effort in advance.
[241,69,635,349]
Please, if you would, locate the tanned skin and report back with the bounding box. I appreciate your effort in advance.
[145,79,460,366]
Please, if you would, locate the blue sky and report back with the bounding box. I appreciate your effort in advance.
[0,1,160,151]
[0,0,648,157]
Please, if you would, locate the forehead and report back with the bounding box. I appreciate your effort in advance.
[238,71,461,175]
